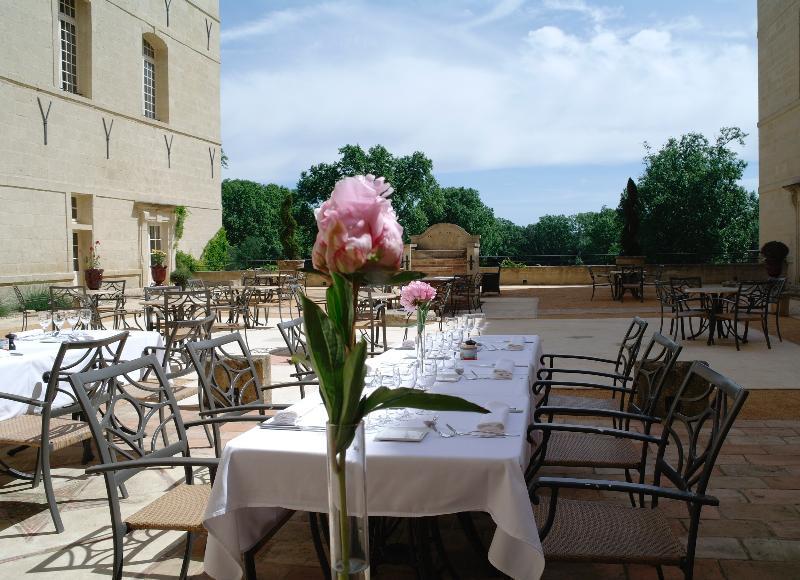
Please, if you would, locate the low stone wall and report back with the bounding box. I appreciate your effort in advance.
[497,263,766,286]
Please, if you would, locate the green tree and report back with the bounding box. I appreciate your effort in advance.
[575,207,622,257]
[296,144,440,240]
[618,178,642,256]
[438,187,500,252]
[636,127,758,261]
[524,215,578,256]
[280,192,302,259]
[221,179,288,257]
[201,227,231,271]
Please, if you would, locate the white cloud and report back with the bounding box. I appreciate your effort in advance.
[541,0,623,24]
[221,2,757,183]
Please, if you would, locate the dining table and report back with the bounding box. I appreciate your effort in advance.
[683,285,738,345]
[202,334,545,580]
[0,329,164,421]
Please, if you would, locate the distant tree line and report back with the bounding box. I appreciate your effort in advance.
[192,127,758,270]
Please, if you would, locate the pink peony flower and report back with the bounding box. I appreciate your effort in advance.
[312,175,404,275]
[400,281,437,313]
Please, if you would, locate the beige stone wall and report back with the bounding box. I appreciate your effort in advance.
[0,0,221,290]
[758,0,800,283]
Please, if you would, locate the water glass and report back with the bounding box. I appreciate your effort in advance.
[38,312,52,334]
[380,365,399,388]
[418,360,437,391]
[66,310,79,331]
[52,311,65,335]
[398,364,417,388]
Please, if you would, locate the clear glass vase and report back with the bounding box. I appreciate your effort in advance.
[326,421,370,579]
[415,308,427,368]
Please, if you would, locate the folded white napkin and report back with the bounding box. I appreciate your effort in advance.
[493,359,515,379]
[506,340,524,351]
[477,401,510,434]
[401,339,415,349]
[15,329,44,340]
[269,397,319,426]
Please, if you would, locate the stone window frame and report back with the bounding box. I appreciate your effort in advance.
[54,0,92,98]
[141,33,169,123]
[58,0,79,93]
[142,39,157,119]
[139,206,174,285]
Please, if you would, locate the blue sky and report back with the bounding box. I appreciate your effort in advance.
[219,0,757,225]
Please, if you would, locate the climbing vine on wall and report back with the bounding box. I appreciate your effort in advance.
[174,205,188,242]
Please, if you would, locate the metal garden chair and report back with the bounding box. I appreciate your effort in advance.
[0,332,127,532]
[529,361,749,580]
[12,284,37,331]
[527,332,682,499]
[69,354,291,579]
[587,266,614,300]
[716,279,778,350]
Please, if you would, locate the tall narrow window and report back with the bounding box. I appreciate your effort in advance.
[143,39,156,119]
[72,232,80,272]
[59,0,79,93]
[71,196,78,221]
[149,225,162,253]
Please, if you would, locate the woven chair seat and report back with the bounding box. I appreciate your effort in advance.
[532,497,685,565]
[543,431,641,468]
[126,377,197,403]
[0,414,91,451]
[547,394,618,411]
[125,483,211,533]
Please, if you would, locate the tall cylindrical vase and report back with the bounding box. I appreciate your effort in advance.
[326,421,370,579]
[415,308,427,368]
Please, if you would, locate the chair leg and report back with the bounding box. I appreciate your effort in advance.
[179,531,194,580]
[112,526,125,580]
[309,513,331,580]
[763,317,772,349]
[776,309,783,342]
[41,448,64,533]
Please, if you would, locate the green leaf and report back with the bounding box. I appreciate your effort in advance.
[361,387,489,417]
[339,339,367,426]
[298,293,344,418]
[326,273,354,348]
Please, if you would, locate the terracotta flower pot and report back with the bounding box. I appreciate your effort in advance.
[765,260,784,278]
[84,268,104,290]
[151,265,167,285]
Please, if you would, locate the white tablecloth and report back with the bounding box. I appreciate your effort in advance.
[203,335,544,580]
[0,330,164,420]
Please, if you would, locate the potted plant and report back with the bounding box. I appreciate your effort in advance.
[760,240,789,277]
[150,249,168,285]
[169,267,191,289]
[84,240,103,289]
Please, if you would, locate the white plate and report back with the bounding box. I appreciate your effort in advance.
[374,427,429,442]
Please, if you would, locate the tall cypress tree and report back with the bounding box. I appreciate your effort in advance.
[280,192,301,259]
[618,178,642,256]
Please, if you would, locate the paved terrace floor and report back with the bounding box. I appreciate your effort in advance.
[1,285,800,579]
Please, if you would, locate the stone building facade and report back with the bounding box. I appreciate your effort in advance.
[758,0,800,283]
[0,0,221,293]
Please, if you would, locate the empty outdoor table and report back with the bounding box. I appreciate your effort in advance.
[683,286,738,345]
[0,329,163,420]
[203,335,545,580]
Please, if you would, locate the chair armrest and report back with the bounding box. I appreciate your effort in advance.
[85,456,218,475]
[0,391,46,407]
[527,422,661,445]
[540,354,618,367]
[184,415,282,428]
[196,403,290,417]
[530,476,719,506]
[533,379,633,395]
[534,406,660,425]
[537,367,629,382]
[263,380,319,391]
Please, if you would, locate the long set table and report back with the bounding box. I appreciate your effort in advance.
[203,335,545,580]
[0,330,164,420]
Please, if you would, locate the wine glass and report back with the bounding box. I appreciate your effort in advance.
[38,312,52,335]
[52,311,65,336]
[79,308,93,330]
[66,310,79,332]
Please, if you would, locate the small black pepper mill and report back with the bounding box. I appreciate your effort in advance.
[5,334,16,351]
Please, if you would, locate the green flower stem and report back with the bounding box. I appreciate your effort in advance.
[335,451,351,579]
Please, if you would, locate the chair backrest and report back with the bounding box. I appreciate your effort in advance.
[669,277,701,292]
[187,279,205,289]
[143,285,180,301]
[69,355,193,490]
[732,280,775,313]
[160,313,216,377]
[98,279,126,299]
[654,281,673,306]
[768,277,786,305]
[619,265,643,283]
[654,362,749,498]
[587,266,598,281]
[431,282,452,312]
[13,285,26,310]
[44,331,129,420]
[612,317,649,380]
[161,289,211,324]
[49,285,88,312]
[277,317,313,377]
[628,332,683,417]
